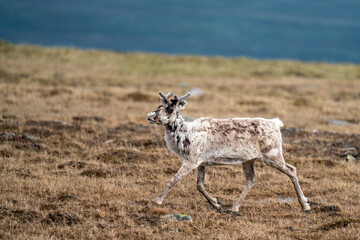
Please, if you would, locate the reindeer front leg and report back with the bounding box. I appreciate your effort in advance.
[154,163,197,205]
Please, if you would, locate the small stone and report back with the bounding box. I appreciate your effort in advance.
[277,196,295,202]
[0,132,15,138]
[162,214,192,222]
[346,155,356,163]
[326,119,354,126]
[24,134,39,141]
[189,87,204,96]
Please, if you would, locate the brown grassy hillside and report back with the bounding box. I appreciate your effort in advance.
[0,40,360,239]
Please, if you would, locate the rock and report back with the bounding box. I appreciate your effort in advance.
[0,132,15,138]
[189,87,204,96]
[162,214,192,222]
[346,155,356,163]
[277,196,295,202]
[24,134,39,141]
[326,119,354,126]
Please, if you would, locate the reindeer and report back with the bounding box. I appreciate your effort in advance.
[146,91,310,214]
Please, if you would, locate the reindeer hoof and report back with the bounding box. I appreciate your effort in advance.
[225,209,241,217]
[153,197,163,205]
[207,203,222,212]
[302,202,311,213]
[214,203,222,211]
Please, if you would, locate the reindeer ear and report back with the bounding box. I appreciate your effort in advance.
[176,100,187,111]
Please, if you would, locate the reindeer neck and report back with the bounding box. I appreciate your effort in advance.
[163,113,188,156]
[165,113,186,134]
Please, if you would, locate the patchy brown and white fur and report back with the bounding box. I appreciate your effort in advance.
[147,91,310,214]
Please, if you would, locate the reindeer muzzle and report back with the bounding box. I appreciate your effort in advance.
[147,112,156,123]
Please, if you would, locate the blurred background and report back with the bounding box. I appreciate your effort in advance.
[1,0,359,63]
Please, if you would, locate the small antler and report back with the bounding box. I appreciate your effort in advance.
[159,91,173,103]
[172,92,191,103]
[179,92,191,101]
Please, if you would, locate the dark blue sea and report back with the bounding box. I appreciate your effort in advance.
[1,0,359,63]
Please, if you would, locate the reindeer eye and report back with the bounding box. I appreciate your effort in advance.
[167,107,173,114]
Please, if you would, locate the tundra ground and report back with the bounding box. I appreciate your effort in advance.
[0,41,360,239]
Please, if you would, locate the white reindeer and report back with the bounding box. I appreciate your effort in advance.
[147,91,310,214]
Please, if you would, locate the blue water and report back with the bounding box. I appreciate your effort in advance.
[1,0,360,63]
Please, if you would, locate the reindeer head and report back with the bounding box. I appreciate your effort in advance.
[147,91,191,125]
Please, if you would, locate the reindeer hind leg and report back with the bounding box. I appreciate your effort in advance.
[261,152,310,212]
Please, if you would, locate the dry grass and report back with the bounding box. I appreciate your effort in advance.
[0,40,360,239]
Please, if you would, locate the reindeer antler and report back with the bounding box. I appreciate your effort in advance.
[179,92,191,101]
[159,91,173,103]
[173,92,191,103]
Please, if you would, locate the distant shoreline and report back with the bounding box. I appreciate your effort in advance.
[1,39,359,67]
